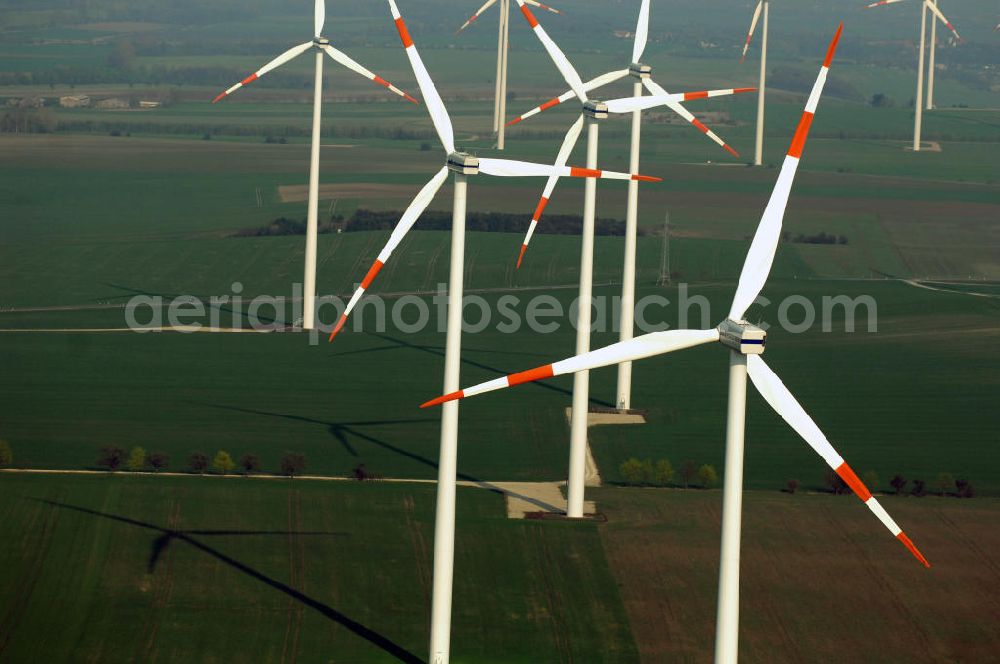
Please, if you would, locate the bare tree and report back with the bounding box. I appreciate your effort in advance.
[889,474,907,495]
[148,452,170,472]
[188,452,209,474]
[97,445,126,471]
[280,452,306,478]
[680,460,698,489]
[239,453,261,476]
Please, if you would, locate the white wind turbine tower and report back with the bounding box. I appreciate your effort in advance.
[510,0,750,519]
[338,3,656,661]
[865,0,963,151]
[212,0,417,331]
[506,0,752,413]
[423,25,931,663]
[740,0,770,166]
[455,0,561,150]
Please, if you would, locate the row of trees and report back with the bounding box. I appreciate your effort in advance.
[783,470,976,498]
[619,457,718,489]
[781,230,848,246]
[96,445,306,477]
[235,209,643,240]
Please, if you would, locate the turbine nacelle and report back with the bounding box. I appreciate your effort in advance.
[717,319,766,355]
[447,152,480,175]
[628,62,652,79]
[312,37,331,47]
[583,100,609,119]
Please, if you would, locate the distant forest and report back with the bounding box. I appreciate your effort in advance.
[233,209,647,239]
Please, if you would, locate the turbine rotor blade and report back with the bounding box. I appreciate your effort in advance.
[477,157,659,181]
[421,328,719,407]
[632,0,651,63]
[328,167,449,342]
[525,0,561,14]
[315,0,326,37]
[727,23,842,322]
[642,77,741,157]
[517,113,584,268]
[746,355,930,567]
[507,70,628,126]
[513,0,587,101]
[741,1,763,63]
[212,41,313,103]
[455,0,498,34]
[923,0,962,41]
[865,0,906,7]
[321,45,418,103]
[388,0,456,153]
[605,87,756,114]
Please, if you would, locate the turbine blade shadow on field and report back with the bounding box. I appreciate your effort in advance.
[195,402,484,482]
[35,499,422,664]
[335,333,615,408]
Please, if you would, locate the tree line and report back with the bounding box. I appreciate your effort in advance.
[95,445,307,478]
[618,457,718,489]
[234,209,644,239]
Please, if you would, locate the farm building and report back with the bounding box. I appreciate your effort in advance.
[59,95,90,108]
[94,97,130,110]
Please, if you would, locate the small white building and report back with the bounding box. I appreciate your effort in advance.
[139,100,161,109]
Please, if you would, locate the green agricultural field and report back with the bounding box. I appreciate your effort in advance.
[0,473,636,663]
[1,474,998,663]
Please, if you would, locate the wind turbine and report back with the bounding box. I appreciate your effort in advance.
[455,0,561,151]
[507,0,751,413]
[423,25,931,662]
[509,0,751,519]
[865,0,962,149]
[212,0,417,331]
[351,3,658,662]
[740,1,770,166]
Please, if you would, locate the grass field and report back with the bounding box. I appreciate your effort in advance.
[1,473,998,663]
[0,473,637,663]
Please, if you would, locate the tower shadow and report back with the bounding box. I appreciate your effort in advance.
[35,499,423,664]
[330,332,616,408]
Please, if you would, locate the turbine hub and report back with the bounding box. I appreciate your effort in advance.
[717,319,766,355]
[583,100,609,120]
[447,152,479,175]
[313,37,330,46]
[629,62,652,79]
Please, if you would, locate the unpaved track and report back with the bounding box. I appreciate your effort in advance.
[0,469,586,519]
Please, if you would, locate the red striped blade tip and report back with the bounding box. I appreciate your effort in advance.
[897,532,931,568]
[516,244,528,269]
[211,92,227,104]
[824,23,844,68]
[327,314,347,343]
[724,144,740,158]
[734,87,757,94]
[404,93,419,105]
[520,4,539,27]
[632,174,662,182]
[420,391,464,408]
[506,116,523,127]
